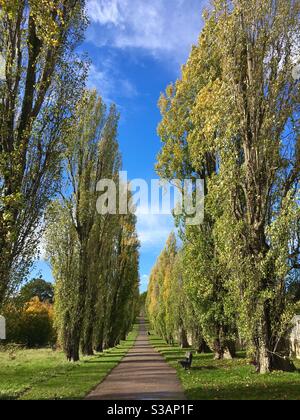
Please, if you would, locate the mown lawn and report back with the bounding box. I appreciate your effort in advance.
[149,334,300,400]
[0,325,138,400]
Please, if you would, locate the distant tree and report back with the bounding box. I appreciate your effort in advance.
[104,209,140,349]
[19,279,54,304]
[139,292,147,316]
[147,233,191,347]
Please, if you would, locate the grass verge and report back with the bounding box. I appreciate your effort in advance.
[149,333,300,400]
[0,324,138,400]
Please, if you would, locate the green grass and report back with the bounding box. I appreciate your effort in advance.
[149,333,300,400]
[0,325,138,400]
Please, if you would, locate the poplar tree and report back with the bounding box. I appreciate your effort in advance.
[0,0,87,306]
[147,233,190,347]
[200,0,300,373]
[46,91,139,361]
[156,14,236,359]
[156,0,300,372]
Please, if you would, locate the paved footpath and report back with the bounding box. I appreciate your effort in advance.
[86,318,186,400]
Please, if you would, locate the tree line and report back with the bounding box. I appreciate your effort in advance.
[147,0,300,374]
[0,1,139,361]
[45,91,140,361]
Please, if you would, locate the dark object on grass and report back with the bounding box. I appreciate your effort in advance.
[250,356,296,373]
[179,352,193,370]
[148,331,151,336]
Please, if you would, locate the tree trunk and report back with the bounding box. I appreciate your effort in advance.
[95,324,104,353]
[0,278,8,309]
[179,327,190,348]
[224,341,236,359]
[65,244,88,362]
[256,337,271,374]
[254,303,295,373]
[255,335,296,373]
[0,251,13,308]
[107,336,116,349]
[196,339,210,354]
[213,338,224,360]
[192,328,210,353]
[66,329,80,362]
[95,343,103,353]
[82,287,96,356]
[254,300,273,373]
[82,324,94,356]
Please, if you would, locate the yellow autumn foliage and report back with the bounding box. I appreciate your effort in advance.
[3,298,55,348]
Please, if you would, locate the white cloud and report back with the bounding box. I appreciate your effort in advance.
[137,212,174,249]
[87,0,123,25]
[88,62,137,101]
[140,274,149,291]
[137,212,174,292]
[86,0,207,63]
[88,64,113,99]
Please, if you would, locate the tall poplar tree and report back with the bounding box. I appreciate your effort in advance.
[157,13,236,359]
[0,0,87,306]
[47,91,140,361]
[156,0,300,372]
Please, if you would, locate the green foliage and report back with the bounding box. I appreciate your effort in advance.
[18,279,54,305]
[46,90,140,361]
[183,225,237,357]
[155,0,300,373]
[0,0,87,306]
[2,298,55,348]
[147,233,191,347]
[139,292,147,315]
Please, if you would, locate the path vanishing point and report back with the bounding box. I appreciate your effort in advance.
[86,318,186,400]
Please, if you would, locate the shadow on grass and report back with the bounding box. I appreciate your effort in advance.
[0,326,139,401]
[187,381,300,400]
[150,332,300,401]
[82,359,123,364]
[149,338,165,342]
[190,366,218,372]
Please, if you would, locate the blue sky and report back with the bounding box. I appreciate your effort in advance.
[32,0,208,293]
